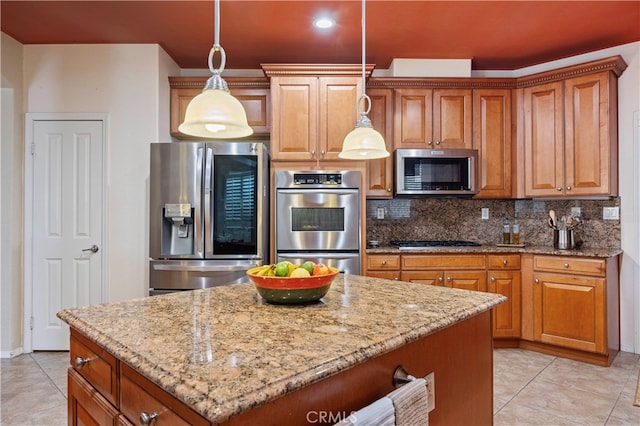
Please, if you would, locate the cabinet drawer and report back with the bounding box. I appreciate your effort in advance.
[367,254,400,270]
[487,254,521,270]
[70,329,118,406]
[120,363,209,426]
[402,254,486,270]
[68,368,119,426]
[366,270,401,281]
[533,256,606,277]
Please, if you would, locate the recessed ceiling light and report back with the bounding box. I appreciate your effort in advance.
[313,17,335,29]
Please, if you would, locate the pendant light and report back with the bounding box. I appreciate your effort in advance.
[179,0,253,139]
[339,0,390,160]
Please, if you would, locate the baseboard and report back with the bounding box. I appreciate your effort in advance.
[0,347,25,358]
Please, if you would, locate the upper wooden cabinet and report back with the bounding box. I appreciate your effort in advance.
[262,64,371,161]
[366,88,394,198]
[519,57,626,198]
[393,88,472,150]
[473,89,513,198]
[168,77,270,139]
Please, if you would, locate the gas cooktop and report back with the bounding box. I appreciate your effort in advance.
[391,240,482,250]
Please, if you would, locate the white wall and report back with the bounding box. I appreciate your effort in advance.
[23,44,180,303]
[0,33,25,356]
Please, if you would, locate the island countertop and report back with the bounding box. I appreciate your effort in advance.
[58,274,505,424]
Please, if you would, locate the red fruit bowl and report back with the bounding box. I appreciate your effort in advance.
[246,266,339,304]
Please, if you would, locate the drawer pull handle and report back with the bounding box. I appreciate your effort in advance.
[564,263,570,268]
[74,357,91,368]
[140,412,159,425]
[503,259,508,265]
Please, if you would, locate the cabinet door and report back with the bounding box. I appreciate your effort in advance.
[68,368,119,426]
[445,271,487,292]
[523,82,564,197]
[433,89,472,149]
[270,76,318,160]
[473,89,512,198]
[393,89,433,148]
[366,89,394,198]
[319,77,361,160]
[401,270,445,286]
[564,72,614,196]
[533,272,605,353]
[170,87,270,139]
[489,270,521,338]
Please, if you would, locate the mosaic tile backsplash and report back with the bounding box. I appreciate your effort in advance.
[366,197,621,249]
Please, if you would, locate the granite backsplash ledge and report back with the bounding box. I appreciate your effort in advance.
[366,198,621,249]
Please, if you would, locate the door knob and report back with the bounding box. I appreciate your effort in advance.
[82,245,99,253]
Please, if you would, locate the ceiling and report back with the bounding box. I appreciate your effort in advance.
[2,1,639,71]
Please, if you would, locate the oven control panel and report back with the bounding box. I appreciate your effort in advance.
[293,173,342,185]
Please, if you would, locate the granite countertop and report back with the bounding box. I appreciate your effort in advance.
[366,244,622,258]
[58,274,505,423]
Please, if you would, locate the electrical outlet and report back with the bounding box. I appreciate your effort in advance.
[376,207,385,220]
[425,372,435,412]
[571,207,581,217]
[603,207,619,220]
[481,208,489,220]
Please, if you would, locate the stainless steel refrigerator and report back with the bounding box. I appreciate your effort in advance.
[149,141,269,294]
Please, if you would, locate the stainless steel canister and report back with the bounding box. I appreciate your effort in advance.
[553,229,575,250]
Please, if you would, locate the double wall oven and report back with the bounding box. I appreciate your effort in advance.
[275,170,361,274]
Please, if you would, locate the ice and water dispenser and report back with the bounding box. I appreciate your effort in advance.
[161,203,194,256]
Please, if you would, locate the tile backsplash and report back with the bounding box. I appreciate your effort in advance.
[366,197,621,248]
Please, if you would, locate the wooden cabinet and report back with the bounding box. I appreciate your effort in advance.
[487,254,521,338]
[521,254,620,365]
[400,254,487,291]
[394,89,472,149]
[365,88,394,198]
[366,254,400,280]
[263,64,368,161]
[473,89,513,198]
[168,77,270,139]
[68,328,211,425]
[522,69,619,197]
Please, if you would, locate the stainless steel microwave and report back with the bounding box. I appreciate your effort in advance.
[394,149,478,196]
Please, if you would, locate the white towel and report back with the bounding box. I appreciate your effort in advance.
[334,396,395,426]
[388,378,430,426]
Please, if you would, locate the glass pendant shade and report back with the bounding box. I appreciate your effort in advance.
[339,115,389,159]
[179,86,253,139]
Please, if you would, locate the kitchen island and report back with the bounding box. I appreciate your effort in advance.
[58,274,505,425]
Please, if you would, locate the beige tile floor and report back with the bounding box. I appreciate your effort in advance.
[1,349,639,425]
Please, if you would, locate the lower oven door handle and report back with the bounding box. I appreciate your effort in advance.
[152,264,253,272]
[277,252,360,259]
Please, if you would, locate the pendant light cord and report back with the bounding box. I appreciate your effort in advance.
[359,0,371,116]
[208,0,226,74]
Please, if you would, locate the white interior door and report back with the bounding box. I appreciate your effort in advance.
[31,120,104,350]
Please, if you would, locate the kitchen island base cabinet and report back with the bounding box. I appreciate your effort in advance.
[223,310,493,426]
[67,312,494,426]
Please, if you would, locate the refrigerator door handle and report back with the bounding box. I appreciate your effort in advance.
[203,146,213,256]
[195,146,205,256]
[152,264,254,272]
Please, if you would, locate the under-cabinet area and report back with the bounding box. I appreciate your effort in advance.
[365,248,620,366]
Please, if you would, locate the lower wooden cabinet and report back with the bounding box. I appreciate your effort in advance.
[366,254,401,280]
[68,328,210,426]
[400,254,487,292]
[69,368,119,426]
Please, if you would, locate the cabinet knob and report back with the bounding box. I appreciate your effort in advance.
[556,187,563,191]
[438,276,443,282]
[381,260,387,265]
[503,259,508,265]
[491,276,496,282]
[310,150,316,157]
[74,357,91,368]
[427,140,433,145]
[566,185,572,191]
[564,263,570,268]
[535,278,539,284]
[320,150,326,157]
[140,412,159,425]
[435,140,441,145]
[446,276,452,281]
[387,188,392,192]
